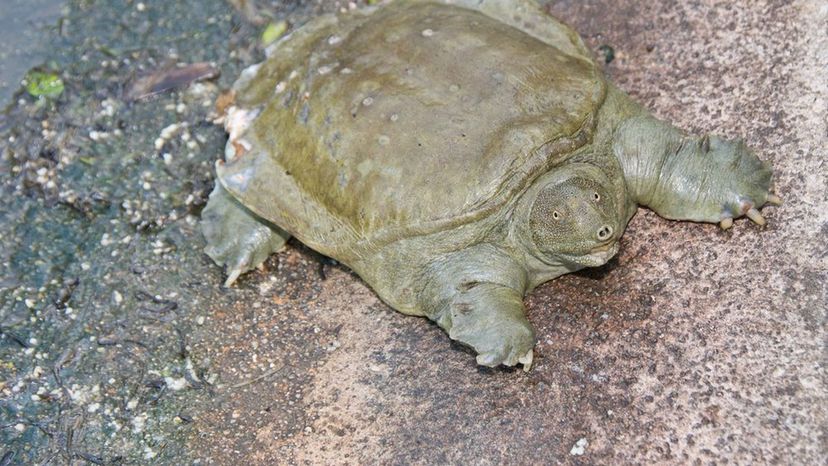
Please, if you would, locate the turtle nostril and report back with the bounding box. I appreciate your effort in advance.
[597,225,613,241]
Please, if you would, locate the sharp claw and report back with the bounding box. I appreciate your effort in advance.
[519,349,533,372]
[767,194,783,206]
[700,135,710,153]
[746,208,766,225]
[224,268,242,287]
[719,217,733,230]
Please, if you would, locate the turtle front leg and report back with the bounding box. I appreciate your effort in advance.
[434,283,535,369]
[614,116,781,228]
[201,184,291,286]
[420,245,535,369]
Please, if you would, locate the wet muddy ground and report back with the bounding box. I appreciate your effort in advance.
[1,0,825,464]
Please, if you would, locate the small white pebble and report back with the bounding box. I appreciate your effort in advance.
[317,65,333,75]
[136,2,146,11]
[362,97,374,106]
[570,438,588,456]
[421,29,434,37]
[113,291,123,304]
[159,123,180,139]
[14,424,26,432]
[164,377,188,391]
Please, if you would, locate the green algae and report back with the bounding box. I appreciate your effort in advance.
[24,70,64,99]
[261,20,288,46]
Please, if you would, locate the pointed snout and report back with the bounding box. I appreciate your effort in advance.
[596,225,613,242]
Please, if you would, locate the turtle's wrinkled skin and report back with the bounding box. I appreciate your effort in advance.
[201,0,780,369]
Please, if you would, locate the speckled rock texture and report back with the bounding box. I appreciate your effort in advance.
[0,0,824,464]
[188,0,826,464]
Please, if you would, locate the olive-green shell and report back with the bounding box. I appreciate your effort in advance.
[218,0,604,251]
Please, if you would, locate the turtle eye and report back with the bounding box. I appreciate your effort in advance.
[552,211,561,220]
[593,192,601,202]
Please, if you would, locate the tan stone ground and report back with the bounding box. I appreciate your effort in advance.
[190,1,827,463]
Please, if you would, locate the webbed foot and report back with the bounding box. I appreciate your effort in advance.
[719,193,783,230]
[697,136,780,229]
[437,283,535,370]
[456,319,535,369]
[648,134,782,229]
[201,184,290,286]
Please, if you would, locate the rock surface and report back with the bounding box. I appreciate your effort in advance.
[0,0,824,464]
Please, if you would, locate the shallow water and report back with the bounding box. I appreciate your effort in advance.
[0,0,67,106]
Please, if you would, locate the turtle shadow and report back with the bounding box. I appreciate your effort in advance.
[571,255,620,281]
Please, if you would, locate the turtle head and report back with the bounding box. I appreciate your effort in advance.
[521,164,621,267]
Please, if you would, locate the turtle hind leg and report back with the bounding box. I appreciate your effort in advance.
[201,184,290,286]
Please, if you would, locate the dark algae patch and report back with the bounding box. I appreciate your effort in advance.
[0,0,274,462]
[597,44,615,64]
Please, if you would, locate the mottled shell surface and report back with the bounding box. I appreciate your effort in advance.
[218,0,605,252]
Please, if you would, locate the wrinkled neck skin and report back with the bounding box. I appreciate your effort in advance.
[507,85,646,291]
